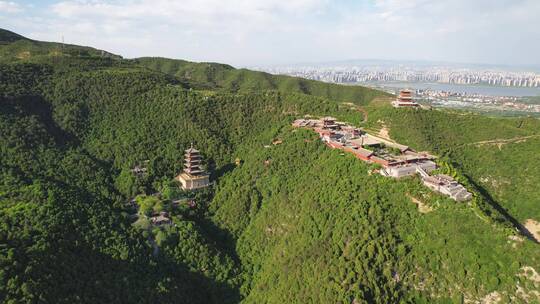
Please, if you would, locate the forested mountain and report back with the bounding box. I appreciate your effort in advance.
[135,57,388,104]
[0,29,121,62]
[1,29,539,303]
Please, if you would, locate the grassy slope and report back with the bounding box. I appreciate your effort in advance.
[453,138,540,221]
[363,102,540,223]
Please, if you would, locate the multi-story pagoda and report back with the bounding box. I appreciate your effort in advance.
[392,89,419,108]
[176,144,210,190]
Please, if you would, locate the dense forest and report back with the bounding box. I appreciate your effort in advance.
[1,28,539,303]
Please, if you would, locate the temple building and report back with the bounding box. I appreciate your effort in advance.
[176,144,210,190]
[322,117,339,129]
[392,89,420,108]
[421,174,472,202]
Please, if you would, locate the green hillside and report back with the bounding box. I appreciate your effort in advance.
[1,29,539,303]
[0,29,121,63]
[0,29,26,44]
[362,104,540,223]
[135,57,389,105]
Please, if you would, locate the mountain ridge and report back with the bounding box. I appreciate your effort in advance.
[0,28,27,44]
[0,28,122,61]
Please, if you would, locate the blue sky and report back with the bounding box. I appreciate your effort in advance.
[1,0,539,67]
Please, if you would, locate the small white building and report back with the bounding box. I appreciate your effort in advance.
[383,161,437,178]
[422,174,472,202]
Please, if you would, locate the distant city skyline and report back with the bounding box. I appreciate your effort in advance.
[252,58,540,73]
[254,63,540,89]
[1,0,540,67]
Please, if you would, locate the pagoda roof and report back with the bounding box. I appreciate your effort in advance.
[181,143,208,176]
[185,147,200,153]
[185,143,201,154]
[184,168,205,175]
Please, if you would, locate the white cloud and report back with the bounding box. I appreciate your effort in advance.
[2,0,539,66]
[329,0,540,64]
[37,0,332,63]
[51,0,328,22]
[0,1,23,13]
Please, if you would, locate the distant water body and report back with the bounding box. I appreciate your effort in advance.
[363,82,540,97]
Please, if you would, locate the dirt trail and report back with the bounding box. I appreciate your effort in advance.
[524,219,540,243]
[342,102,368,123]
[464,135,540,147]
[408,195,433,213]
[357,107,368,123]
[378,125,391,140]
[479,291,502,304]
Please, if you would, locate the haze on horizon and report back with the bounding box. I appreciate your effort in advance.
[1,0,539,68]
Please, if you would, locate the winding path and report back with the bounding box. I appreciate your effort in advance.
[463,134,540,147]
[342,102,368,123]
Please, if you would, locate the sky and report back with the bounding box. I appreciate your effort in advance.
[1,0,539,67]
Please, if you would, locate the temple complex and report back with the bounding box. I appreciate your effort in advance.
[392,89,420,108]
[292,117,472,201]
[176,144,210,190]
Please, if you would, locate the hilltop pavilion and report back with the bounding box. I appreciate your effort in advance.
[392,89,420,108]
